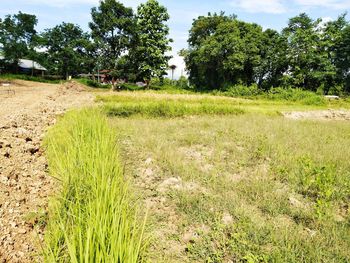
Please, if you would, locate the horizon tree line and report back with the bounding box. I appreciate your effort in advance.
[182,12,350,93]
[0,0,172,84]
[0,1,349,93]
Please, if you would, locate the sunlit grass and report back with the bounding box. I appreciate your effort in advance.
[97,91,350,118]
[43,109,146,262]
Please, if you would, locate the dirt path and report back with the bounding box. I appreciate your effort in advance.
[0,80,94,262]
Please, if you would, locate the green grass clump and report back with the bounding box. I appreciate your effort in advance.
[44,109,146,262]
[103,100,245,118]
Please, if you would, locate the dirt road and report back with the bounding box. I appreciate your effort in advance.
[0,80,94,262]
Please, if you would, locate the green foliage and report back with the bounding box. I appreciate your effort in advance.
[42,23,90,78]
[182,12,350,93]
[224,84,261,97]
[133,0,172,82]
[44,109,146,262]
[264,87,326,105]
[119,83,143,91]
[89,0,135,70]
[76,78,111,89]
[0,12,38,72]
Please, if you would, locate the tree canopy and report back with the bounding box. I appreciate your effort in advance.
[0,5,349,94]
[42,23,91,78]
[183,12,350,93]
[132,0,172,83]
[89,0,135,69]
[0,12,38,72]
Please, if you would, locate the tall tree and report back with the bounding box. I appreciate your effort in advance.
[336,24,350,92]
[319,15,348,93]
[0,12,38,72]
[183,13,264,90]
[282,13,326,91]
[42,23,90,79]
[133,0,172,84]
[89,0,135,70]
[256,29,288,89]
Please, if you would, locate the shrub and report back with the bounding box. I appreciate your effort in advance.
[264,87,326,105]
[76,78,111,89]
[225,84,261,97]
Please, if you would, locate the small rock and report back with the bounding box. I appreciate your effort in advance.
[145,157,152,165]
[289,196,303,208]
[25,144,39,155]
[17,228,27,234]
[222,212,234,225]
[0,176,9,184]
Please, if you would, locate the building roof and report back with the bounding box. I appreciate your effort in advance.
[0,56,47,71]
[19,59,47,71]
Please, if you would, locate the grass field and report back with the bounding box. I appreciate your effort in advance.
[43,90,350,262]
[112,114,350,262]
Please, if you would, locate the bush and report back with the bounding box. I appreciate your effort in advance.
[118,83,144,91]
[76,78,111,89]
[264,87,326,105]
[225,84,261,97]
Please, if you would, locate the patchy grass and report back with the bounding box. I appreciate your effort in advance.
[43,109,146,262]
[110,113,350,262]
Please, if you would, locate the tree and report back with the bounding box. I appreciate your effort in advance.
[336,23,350,92]
[133,0,172,85]
[256,29,288,89]
[282,13,328,91]
[89,0,135,70]
[183,13,264,90]
[0,12,38,72]
[42,23,90,79]
[169,64,177,80]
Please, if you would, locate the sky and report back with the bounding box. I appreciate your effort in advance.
[1,0,349,78]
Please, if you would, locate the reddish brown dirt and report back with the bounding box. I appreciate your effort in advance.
[0,80,93,262]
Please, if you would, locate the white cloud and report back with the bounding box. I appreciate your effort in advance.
[294,0,350,9]
[230,0,287,14]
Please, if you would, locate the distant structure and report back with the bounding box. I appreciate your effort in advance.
[0,56,47,76]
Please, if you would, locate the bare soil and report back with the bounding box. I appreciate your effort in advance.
[0,80,93,262]
[283,109,350,121]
